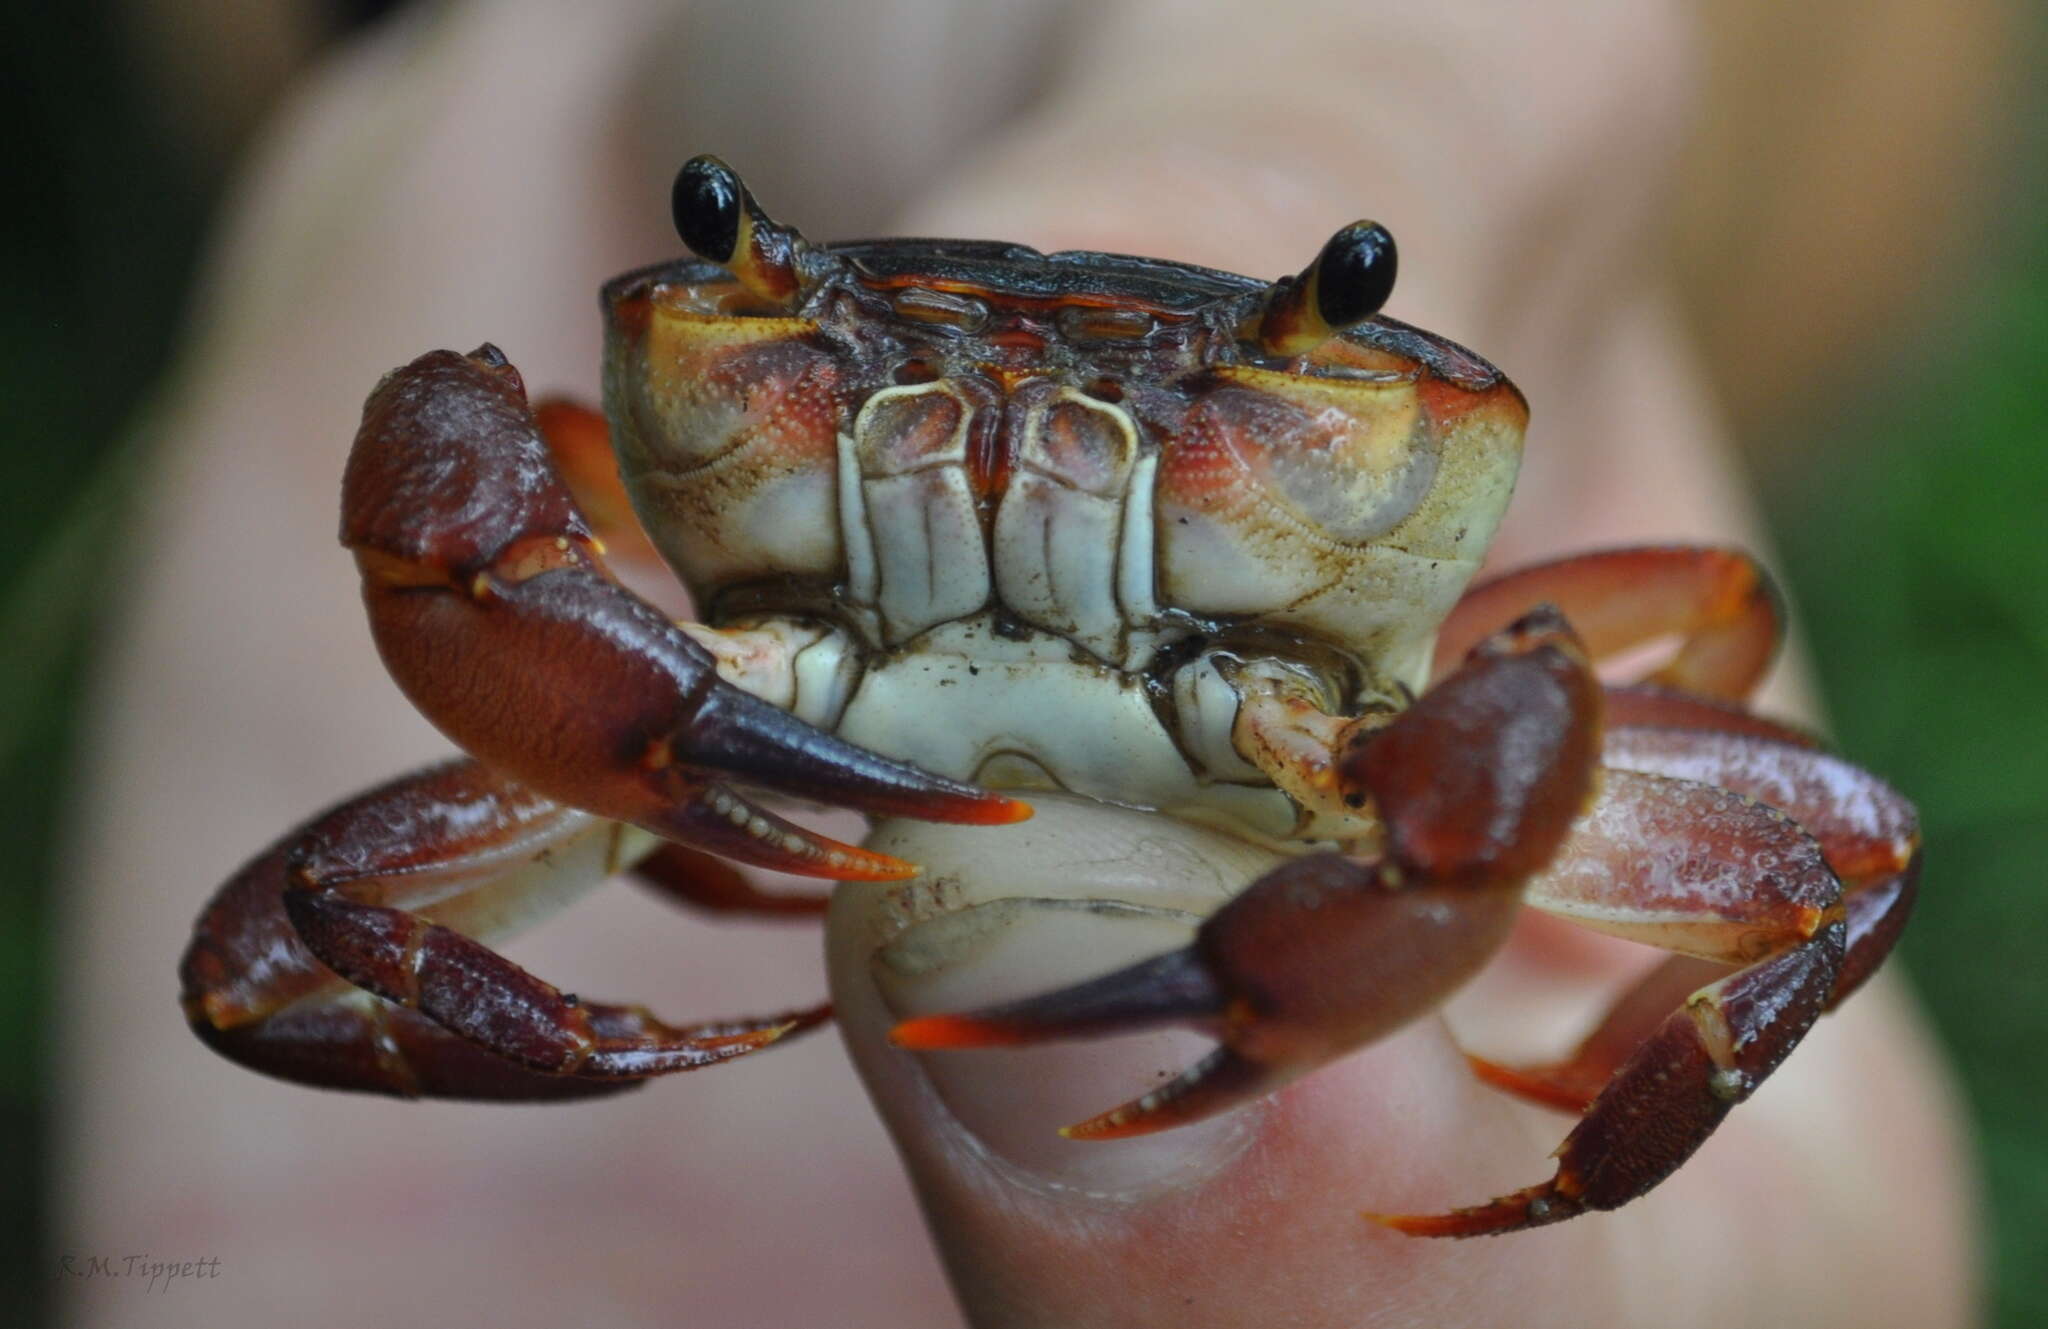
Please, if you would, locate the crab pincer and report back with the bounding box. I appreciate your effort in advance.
[344,343,1027,882]
[181,758,840,1096]
[181,342,1028,1098]
[892,597,1909,1236]
[893,607,1603,1136]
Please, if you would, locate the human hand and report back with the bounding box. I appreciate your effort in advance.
[819,4,1976,1325]
[65,4,1973,1327]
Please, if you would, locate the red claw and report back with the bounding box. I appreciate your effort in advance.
[894,608,1605,1139]
[892,590,1907,1235]
[182,759,832,1097]
[343,347,1026,879]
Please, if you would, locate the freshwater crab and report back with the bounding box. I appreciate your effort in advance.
[180,156,1920,1235]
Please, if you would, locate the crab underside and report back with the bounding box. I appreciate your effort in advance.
[180,157,1919,1236]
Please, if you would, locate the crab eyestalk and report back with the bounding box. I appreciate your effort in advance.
[1248,220,1399,355]
[671,154,821,307]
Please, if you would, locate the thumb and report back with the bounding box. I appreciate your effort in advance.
[818,9,1971,1321]
[825,800,1595,1329]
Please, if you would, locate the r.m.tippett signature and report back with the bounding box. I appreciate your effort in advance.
[59,1253,221,1293]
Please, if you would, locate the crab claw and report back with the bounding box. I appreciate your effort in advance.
[345,346,1027,880]
[894,607,1603,1136]
[182,757,837,1098]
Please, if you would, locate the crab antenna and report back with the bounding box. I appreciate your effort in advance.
[1248,220,1398,356]
[671,155,814,307]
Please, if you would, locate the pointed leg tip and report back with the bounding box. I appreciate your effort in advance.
[1361,1209,1425,1234]
[1365,1183,1579,1238]
[699,1026,790,1054]
[1363,1209,1487,1238]
[746,1009,833,1048]
[649,1002,835,1065]
[1464,1053,1600,1114]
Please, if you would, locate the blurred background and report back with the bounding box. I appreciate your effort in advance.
[2,2,2041,1325]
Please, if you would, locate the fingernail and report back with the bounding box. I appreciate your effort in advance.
[855,796,1276,1197]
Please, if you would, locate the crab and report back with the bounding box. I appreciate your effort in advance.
[179,156,1920,1236]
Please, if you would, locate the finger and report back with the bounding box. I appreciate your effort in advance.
[830,820,1973,1328]
[826,808,1571,1327]
[823,4,1970,1326]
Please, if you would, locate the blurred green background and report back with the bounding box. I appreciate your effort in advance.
[1,5,2041,1326]
[0,9,210,1327]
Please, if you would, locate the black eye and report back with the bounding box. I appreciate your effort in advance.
[672,156,742,264]
[1314,221,1397,329]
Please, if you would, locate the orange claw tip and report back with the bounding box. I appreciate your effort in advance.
[876,787,1031,827]
[888,1013,1040,1050]
[952,793,1035,826]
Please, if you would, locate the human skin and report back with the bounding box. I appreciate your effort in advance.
[60,3,1975,1327]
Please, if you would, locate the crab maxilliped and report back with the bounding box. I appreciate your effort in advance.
[180,156,1919,1235]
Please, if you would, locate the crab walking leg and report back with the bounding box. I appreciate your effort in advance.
[1379,928,1847,1237]
[184,839,633,1100]
[1373,768,1852,1235]
[1603,725,1920,887]
[1601,681,1820,747]
[344,346,1027,881]
[893,606,1604,1137]
[182,760,828,1096]
[1435,547,1783,701]
[1470,854,1919,1116]
[1225,679,1822,844]
[1469,724,1921,1112]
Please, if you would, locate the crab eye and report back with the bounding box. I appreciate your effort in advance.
[668,155,821,307]
[672,155,742,264]
[1250,219,1399,356]
[1314,221,1397,330]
